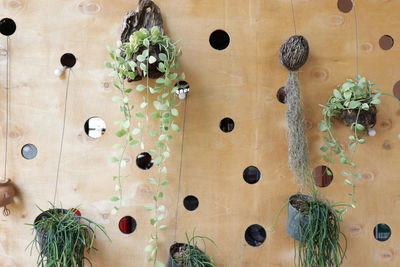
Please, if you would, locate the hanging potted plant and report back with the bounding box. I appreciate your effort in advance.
[27,204,110,267]
[106,0,185,265]
[167,229,224,267]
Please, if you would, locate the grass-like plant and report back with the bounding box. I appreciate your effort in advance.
[170,229,224,267]
[27,205,110,267]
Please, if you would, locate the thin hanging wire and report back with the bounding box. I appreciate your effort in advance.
[173,95,188,242]
[290,0,297,35]
[353,0,359,76]
[53,68,71,205]
[3,37,10,180]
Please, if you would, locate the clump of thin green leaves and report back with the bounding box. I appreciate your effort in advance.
[171,229,224,267]
[106,26,184,266]
[295,192,347,267]
[27,204,110,267]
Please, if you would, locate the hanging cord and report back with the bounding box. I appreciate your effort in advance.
[53,68,71,205]
[352,0,359,76]
[4,37,10,180]
[173,95,188,242]
[290,0,297,35]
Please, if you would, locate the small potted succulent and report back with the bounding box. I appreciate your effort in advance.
[167,229,224,267]
[27,204,110,267]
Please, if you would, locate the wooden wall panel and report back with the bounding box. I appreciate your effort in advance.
[1,0,400,266]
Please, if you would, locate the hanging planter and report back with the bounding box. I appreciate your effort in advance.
[0,178,15,216]
[286,193,312,241]
[28,206,110,267]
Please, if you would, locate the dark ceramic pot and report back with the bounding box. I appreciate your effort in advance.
[286,194,312,241]
[167,243,209,267]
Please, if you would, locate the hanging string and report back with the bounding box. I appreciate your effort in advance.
[290,0,297,35]
[352,0,359,76]
[173,95,188,242]
[3,37,9,179]
[53,68,71,205]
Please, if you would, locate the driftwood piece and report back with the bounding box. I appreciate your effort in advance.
[121,0,164,43]
[341,105,377,129]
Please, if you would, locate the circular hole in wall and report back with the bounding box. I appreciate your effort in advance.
[136,152,153,170]
[277,87,286,103]
[84,117,106,138]
[183,195,199,211]
[379,35,394,50]
[119,216,137,234]
[209,30,230,50]
[243,166,261,184]
[0,18,16,36]
[393,80,400,100]
[21,144,38,160]
[245,224,266,247]
[337,0,353,13]
[175,80,190,90]
[312,165,333,187]
[60,53,76,68]
[374,223,391,242]
[220,117,235,133]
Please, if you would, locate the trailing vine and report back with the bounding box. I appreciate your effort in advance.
[106,26,184,266]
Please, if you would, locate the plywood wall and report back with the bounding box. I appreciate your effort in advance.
[1,0,400,266]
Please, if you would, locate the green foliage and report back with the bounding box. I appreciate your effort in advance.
[295,195,347,267]
[171,229,225,267]
[318,75,381,217]
[27,204,110,267]
[106,26,184,266]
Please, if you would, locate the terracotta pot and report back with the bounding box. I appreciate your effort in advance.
[0,178,15,208]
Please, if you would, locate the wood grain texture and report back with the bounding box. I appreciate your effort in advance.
[1,0,400,266]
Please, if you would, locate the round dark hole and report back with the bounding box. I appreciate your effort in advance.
[277,87,286,104]
[337,0,353,13]
[136,152,153,170]
[183,195,199,211]
[175,80,190,90]
[119,216,137,234]
[245,224,266,247]
[243,166,261,184]
[60,53,76,68]
[374,223,391,242]
[379,35,394,50]
[84,117,106,139]
[21,144,38,160]
[393,80,400,100]
[0,18,16,36]
[220,117,235,133]
[312,165,333,187]
[209,30,230,50]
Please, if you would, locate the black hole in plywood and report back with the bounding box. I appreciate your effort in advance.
[245,224,266,247]
[84,117,106,139]
[312,166,333,187]
[374,223,391,242]
[0,18,16,36]
[183,195,199,211]
[209,30,230,50]
[337,0,353,13]
[119,216,137,234]
[379,35,394,50]
[60,53,76,68]
[175,80,190,90]
[393,80,400,100]
[220,117,234,133]
[243,166,261,184]
[136,152,153,170]
[21,144,38,160]
[277,87,286,103]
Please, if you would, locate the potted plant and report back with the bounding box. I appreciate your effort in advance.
[167,229,224,267]
[27,205,110,267]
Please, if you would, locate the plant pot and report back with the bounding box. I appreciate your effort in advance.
[34,209,80,250]
[0,178,15,208]
[127,44,164,82]
[341,105,377,129]
[286,194,312,241]
[167,243,209,267]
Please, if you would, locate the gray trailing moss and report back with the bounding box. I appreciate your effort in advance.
[285,71,310,187]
